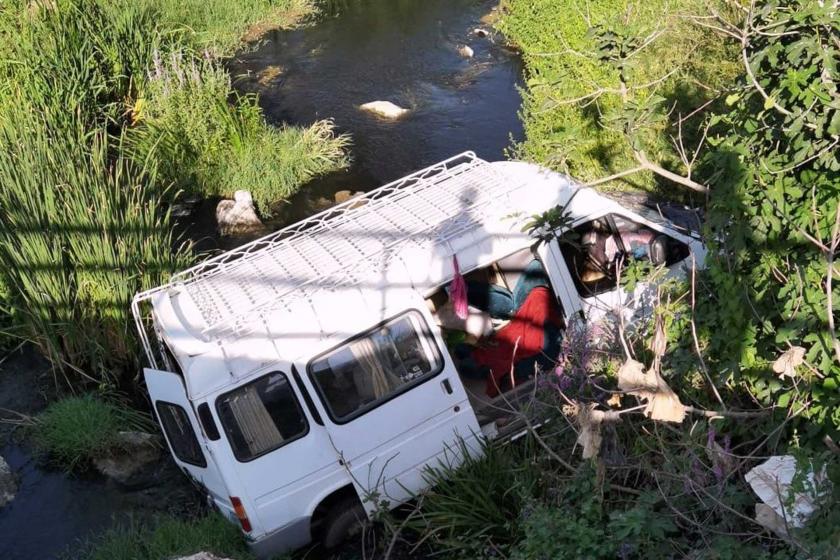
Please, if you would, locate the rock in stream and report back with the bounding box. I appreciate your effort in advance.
[0,454,16,507]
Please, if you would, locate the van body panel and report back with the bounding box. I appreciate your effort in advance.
[305,299,481,514]
[207,363,345,539]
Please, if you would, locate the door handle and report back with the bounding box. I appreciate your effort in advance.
[441,378,453,395]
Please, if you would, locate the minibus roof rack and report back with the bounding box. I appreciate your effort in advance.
[132,151,534,351]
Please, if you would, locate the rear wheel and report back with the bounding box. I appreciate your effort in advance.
[322,498,367,550]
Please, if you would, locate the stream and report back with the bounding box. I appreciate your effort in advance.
[0,1,524,557]
[228,0,524,226]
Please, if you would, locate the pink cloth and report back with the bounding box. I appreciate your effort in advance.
[450,256,468,320]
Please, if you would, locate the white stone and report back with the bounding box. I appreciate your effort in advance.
[359,100,409,120]
[93,431,162,485]
[171,553,233,560]
[473,28,489,38]
[0,455,16,508]
[458,45,474,58]
[216,190,267,237]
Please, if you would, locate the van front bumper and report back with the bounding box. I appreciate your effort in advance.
[248,516,311,559]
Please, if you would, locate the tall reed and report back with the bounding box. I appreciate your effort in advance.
[0,0,348,386]
[129,52,350,215]
[0,83,191,384]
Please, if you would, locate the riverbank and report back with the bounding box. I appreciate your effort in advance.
[0,0,349,391]
[497,0,739,195]
[0,1,347,558]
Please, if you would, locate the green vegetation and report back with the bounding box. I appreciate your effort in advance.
[79,513,253,560]
[0,0,348,386]
[136,0,317,56]
[698,0,840,433]
[34,395,155,469]
[411,439,543,554]
[131,54,349,215]
[498,0,740,192]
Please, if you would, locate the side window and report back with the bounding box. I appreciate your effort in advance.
[216,372,309,462]
[308,310,443,423]
[611,215,690,267]
[156,401,207,468]
[560,214,690,297]
[559,216,619,296]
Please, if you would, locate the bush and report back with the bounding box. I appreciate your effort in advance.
[130,53,350,215]
[79,513,253,560]
[410,438,544,557]
[34,395,154,469]
[697,0,840,436]
[497,0,740,191]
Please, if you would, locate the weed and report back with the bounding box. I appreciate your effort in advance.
[130,53,350,215]
[409,437,544,557]
[77,513,253,560]
[33,394,155,469]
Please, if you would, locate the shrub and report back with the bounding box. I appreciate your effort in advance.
[497,0,740,191]
[697,0,840,435]
[410,437,544,557]
[34,395,154,469]
[79,513,253,560]
[131,53,350,215]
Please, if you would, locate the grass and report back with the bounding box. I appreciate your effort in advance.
[0,0,348,384]
[78,513,254,560]
[138,0,317,56]
[497,0,740,193]
[131,52,350,215]
[0,93,191,383]
[409,438,544,557]
[33,394,156,469]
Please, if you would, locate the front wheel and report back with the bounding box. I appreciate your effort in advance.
[322,498,368,550]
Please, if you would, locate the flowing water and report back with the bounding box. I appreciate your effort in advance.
[228,0,524,225]
[1,1,524,557]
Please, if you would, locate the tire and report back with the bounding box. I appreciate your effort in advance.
[322,498,368,550]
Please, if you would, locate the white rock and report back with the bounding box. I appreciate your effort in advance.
[359,100,409,120]
[473,28,489,38]
[171,553,233,560]
[458,45,474,58]
[93,431,161,485]
[0,455,16,508]
[216,190,267,237]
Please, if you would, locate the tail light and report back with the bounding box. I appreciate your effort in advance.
[230,496,253,533]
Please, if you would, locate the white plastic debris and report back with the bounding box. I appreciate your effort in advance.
[745,455,826,530]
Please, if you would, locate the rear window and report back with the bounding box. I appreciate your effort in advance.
[308,311,443,423]
[216,372,309,462]
[156,401,206,468]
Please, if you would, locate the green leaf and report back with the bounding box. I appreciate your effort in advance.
[764,96,776,110]
[725,93,740,106]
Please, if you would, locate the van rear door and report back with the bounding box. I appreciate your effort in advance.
[303,303,482,513]
[144,368,229,509]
